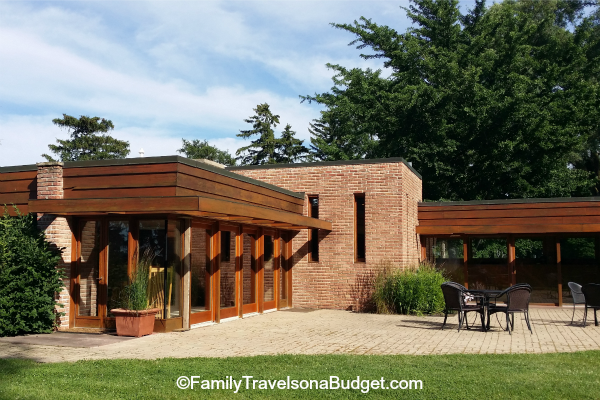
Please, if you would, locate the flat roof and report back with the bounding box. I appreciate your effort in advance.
[227,157,422,180]
[420,196,600,207]
[0,156,304,200]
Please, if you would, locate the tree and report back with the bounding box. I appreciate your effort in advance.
[43,114,130,162]
[177,139,236,166]
[276,124,310,163]
[236,103,280,165]
[0,208,64,336]
[304,0,600,201]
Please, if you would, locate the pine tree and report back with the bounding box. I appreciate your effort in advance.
[276,124,309,164]
[43,114,129,162]
[236,103,280,165]
[177,139,235,166]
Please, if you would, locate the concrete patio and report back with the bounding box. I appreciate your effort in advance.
[1,307,600,363]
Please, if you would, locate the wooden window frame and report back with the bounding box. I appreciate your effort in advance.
[354,193,366,263]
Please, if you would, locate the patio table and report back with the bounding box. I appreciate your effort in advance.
[467,289,503,331]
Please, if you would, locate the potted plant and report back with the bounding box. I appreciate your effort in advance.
[111,248,160,337]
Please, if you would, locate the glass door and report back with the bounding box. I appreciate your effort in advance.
[219,226,239,320]
[279,235,289,309]
[263,232,277,311]
[190,222,213,324]
[74,219,103,328]
[104,220,131,329]
[242,230,258,314]
[74,219,133,329]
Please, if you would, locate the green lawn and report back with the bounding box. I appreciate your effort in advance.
[1,352,599,399]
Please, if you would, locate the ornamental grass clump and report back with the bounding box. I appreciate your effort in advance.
[117,247,155,313]
[373,261,446,315]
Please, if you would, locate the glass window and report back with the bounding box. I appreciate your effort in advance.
[242,233,256,305]
[166,220,182,318]
[264,235,275,302]
[426,238,464,284]
[355,194,366,262]
[107,221,129,317]
[139,220,166,318]
[309,196,319,262]
[515,237,558,304]
[280,237,288,301]
[220,229,236,308]
[191,226,211,313]
[561,236,600,303]
[78,220,101,317]
[471,238,507,260]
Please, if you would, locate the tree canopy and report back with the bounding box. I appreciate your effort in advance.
[236,103,309,165]
[177,139,236,166]
[304,0,600,201]
[43,114,130,162]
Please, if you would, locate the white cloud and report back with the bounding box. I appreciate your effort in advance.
[0,0,412,167]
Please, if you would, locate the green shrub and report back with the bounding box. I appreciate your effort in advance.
[0,209,65,337]
[373,261,446,315]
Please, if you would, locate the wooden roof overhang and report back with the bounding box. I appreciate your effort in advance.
[28,195,332,231]
[417,197,600,236]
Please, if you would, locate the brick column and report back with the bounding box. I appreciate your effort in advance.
[36,162,73,329]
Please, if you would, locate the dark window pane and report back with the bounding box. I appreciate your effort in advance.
[355,195,365,261]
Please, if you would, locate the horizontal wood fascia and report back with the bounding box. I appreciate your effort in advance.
[419,201,600,213]
[176,172,302,214]
[416,223,600,235]
[0,171,37,182]
[64,172,177,190]
[62,163,178,177]
[418,206,600,220]
[29,196,200,213]
[178,164,304,206]
[0,193,31,203]
[64,186,177,199]
[195,197,331,230]
[418,215,600,226]
[29,195,332,231]
[0,180,36,193]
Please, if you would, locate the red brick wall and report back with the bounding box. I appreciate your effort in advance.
[232,160,422,311]
[36,162,72,328]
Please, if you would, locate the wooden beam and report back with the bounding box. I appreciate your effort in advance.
[416,223,600,235]
[29,195,332,231]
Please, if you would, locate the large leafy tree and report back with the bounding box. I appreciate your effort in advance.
[177,139,236,166]
[43,114,130,162]
[305,0,600,201]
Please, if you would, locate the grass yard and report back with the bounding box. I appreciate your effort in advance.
[1,352,600,399]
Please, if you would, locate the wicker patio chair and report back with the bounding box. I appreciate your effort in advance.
[581,283,600,327]
[568,282,586,325]
[487,284,532,335]
[441,282,485,332]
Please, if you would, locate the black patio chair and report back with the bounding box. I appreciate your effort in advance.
[487,284,533,335]
[440,282,485,332]
[581,283,600,327]
[568,282,585,325]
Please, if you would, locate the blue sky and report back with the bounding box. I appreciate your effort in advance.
[0,1,471,166]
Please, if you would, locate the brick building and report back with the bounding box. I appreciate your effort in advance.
[229,158,422,311]
[0,156,421,332]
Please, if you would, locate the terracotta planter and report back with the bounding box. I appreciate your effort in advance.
[111,308,161,337]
